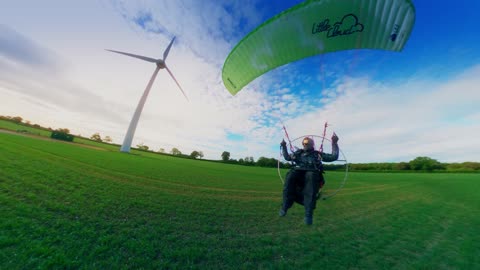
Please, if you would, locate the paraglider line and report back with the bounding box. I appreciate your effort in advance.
[319,121,328,153]
[282,122,295,153]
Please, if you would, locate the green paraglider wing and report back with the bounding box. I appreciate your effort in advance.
[222,0,415,95]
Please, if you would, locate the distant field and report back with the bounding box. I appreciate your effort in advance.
[1,132,479,269]
[0,120,52,137]
[0,119,125,152]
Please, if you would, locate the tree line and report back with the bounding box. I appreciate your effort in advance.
[219,152,479,172]
[1,115,479,172]
[347,157,480,172]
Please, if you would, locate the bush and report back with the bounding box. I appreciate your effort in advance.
[51,131,74,142]
[409,156,444,171]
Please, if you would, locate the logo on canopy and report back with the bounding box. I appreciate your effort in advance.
[312,13,364,38]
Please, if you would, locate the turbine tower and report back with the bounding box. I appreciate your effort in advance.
[107,37,188,153]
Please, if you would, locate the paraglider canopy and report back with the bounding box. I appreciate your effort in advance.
[222,0,416,95]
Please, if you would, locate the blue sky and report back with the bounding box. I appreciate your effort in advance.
[1,0,479,162]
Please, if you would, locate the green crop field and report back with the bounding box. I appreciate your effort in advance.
[1,132,479,269]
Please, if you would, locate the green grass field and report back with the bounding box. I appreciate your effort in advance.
[1,132,479,269]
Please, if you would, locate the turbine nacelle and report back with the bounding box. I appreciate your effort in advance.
[155,59,166,69]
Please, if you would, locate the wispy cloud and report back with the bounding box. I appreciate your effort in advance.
[108,0,264,66]
[0,24,60,72]
[132,11,170,36]
[0,24,127,131]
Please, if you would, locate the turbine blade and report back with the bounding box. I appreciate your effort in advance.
[106,49,157,63]
[165,65,189,101]
[163,36,176,61]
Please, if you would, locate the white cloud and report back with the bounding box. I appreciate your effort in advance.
[282,66,480,163]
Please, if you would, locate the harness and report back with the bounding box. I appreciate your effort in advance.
[291,150,324,172]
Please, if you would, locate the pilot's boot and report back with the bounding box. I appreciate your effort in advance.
[304,209,313,225]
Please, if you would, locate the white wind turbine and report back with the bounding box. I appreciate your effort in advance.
[107,37,188,153]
